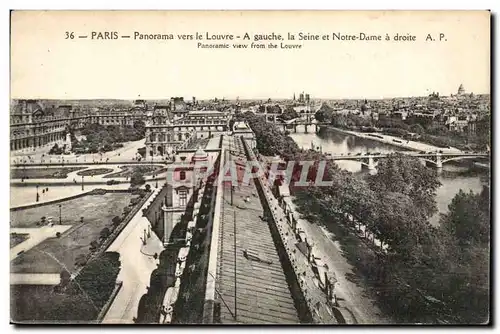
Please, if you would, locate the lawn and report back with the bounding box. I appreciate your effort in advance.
[10,192,136,274]
[11,167,85,180]
[10,233,29,248]
[103,165,164,178]
[11,252,121,323]
[11,284,97,323]
[76,168,114,176]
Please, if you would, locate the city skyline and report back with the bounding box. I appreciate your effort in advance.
[10,84,490,103]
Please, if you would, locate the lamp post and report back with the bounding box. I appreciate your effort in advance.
[59,204,62,225]
[36,185,39,202]
[81,175,84,191]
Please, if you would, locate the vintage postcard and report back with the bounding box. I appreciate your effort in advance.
[9,10,491,325]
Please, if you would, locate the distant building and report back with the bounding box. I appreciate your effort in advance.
[133,99,147,110]
[10,100,86,151]
[457,84,466,96]
[299,93,305,103]
[145,109,231,156]
[89,107,145,126]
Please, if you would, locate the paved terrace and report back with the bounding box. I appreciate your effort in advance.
[214,136,300,324]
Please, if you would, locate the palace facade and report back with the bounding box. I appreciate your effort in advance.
[145,109,231,156]
[10,99,149,152]
[10,100,87,151]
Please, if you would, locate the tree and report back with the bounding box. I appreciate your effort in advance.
[133,120,146,139]
[440,189,490,246]
[145,184,151,192]
[476,114,491,150]
[111,216,121,228]
[367,153,441,218]
[371,192,431,259]
[60,269,71,288]
[243,112,300,159]
[280,107,299,121]
[409,123,425,134]
[314,103,334,123]
[75,253,88,267]
[433,187,490,324]
[426,124,449,136]
[70,252,121,310]
[130,171,146,188]
[100,227,111,240]
[123,206,131,216]
[89,240,99,252]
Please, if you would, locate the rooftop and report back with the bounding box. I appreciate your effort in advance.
[189,110,225,114]
[214,136,300,324]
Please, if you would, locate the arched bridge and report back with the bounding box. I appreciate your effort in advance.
[325,151,490,169]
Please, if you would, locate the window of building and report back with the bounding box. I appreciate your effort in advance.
[179,189,187,207]
[180,170,186,180]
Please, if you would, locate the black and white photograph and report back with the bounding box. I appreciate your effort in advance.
[8,10,491,325]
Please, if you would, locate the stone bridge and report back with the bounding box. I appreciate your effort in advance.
[325,152,490,170]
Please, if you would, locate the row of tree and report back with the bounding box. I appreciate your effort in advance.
[241,111,490,324]
[73,121,146,154]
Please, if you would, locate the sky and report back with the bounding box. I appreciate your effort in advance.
[10,10,490,100]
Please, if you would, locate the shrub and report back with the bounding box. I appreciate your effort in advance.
[75,254,88,267]
[130,197,140,207]
[69,252,121,310]
[123,206,131,216]
[99,227,111,240]
[56,232,61,238]
[111,216,121,228]
[89,240,99,252]
[130,171,146,188]
[60,269,71,287]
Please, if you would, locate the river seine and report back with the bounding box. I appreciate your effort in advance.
[289,128,487,226]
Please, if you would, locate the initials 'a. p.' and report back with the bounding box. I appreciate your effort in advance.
[91,31,119,39]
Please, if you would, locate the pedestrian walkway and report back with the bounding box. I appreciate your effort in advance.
[11,163,169,185]
[10,139,148,165]
[206,136,221,150]
[10,184,129,208]
[10,273,60,285]
[101,188,164,324]
[10,225,73,261]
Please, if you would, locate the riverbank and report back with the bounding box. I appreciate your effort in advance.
[320,126,462,153]
[244,112,490,324]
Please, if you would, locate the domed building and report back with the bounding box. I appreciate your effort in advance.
[458,84,466,96]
